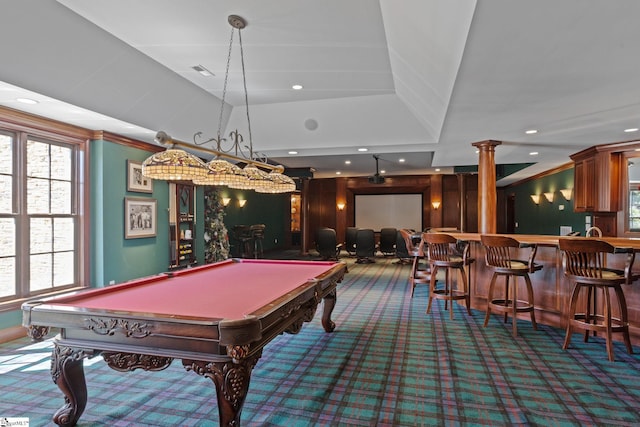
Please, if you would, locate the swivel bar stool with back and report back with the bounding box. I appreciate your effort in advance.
[481,235,542,337]
[399,229,430,297]
[559,237,637,361]
[423,233,472,319]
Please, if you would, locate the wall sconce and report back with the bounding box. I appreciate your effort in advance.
[530,194,541,205]
[543,192,555,203]
[238,199,247,208]
[431,201,441,210]
[337,202,345,211]
[222,197,231,207]
[560,188,572,201]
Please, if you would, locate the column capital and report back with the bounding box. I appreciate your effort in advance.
[472,139,502,150]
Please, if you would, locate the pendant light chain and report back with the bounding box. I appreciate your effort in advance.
[238,28,254,160]
[145,15,295,193]
[216,27,235,151]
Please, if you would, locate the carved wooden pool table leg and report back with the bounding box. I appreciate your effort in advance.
[322,289,337,332]
[51,345,94,427]
[183,349,262,427]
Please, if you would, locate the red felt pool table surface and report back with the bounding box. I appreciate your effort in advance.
[50,259,340,320]
[22,258,347,427]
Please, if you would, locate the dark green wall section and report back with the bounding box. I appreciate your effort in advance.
[509,168,588,235]
[90,140,170,286]
[215,188,290,257]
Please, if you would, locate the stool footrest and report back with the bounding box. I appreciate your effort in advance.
[570,314,627,333]
[489,299,534,313]
[432,289,468,300]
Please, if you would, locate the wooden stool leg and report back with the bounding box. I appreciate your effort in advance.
[614,284,633,354]
[603,288,614,362]
[503,275,510,324]
[426,265,438,314]
[460,266,471,315]
[447,268,454,320]
[484,273,498,327]
[524,274,537,330]
[410,256,419,297]
[563,282,581,350]
[511,276,518,337]
[584,286,594,342]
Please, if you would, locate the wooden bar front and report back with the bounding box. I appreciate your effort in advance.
[448,233,640,344]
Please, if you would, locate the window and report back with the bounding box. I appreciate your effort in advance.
[0,119,86,306]
[625,154,640,234]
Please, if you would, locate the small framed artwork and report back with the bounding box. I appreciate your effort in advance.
[125,197,157,239]
[127,160,153,193]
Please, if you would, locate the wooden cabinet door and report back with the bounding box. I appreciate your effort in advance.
[574,158,596,212]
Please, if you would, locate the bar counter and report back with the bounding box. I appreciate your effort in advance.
[445,233,640,344]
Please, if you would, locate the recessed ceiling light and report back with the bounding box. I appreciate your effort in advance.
[624,128,639,133]
[192,65,213,77]
[525,129,538,135]
[336,171,341,175]
[380,170,386,174]
[435,168,441,172]
[292,84,303,90]
[358,148,368,152]
[16,98,38,104]
[399,158,405,163]
[288,151,298,155]
[345,160,351,165]
[529,151,539,156]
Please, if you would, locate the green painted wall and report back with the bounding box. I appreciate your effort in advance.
[0,311,21,331]
[90,139,171,286]
[509,168,588,235]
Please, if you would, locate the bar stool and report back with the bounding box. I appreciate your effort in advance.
[250,224,265,258]
[232,225,253,258]
[399,229,430,297]
[481,235,542,337]
[424,233,472,319]
[559,237,637,361]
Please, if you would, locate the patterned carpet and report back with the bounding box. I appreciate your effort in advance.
[2,256,640,426]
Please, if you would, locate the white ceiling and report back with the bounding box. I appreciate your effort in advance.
[1,1,640,182]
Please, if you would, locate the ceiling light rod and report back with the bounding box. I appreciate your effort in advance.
[155,130,284,173]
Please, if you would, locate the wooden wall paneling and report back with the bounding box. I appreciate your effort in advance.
[464,174,478,233]
[593,212,617,236]
[430,174,443,229]
[306,178,337,249]
[335,178,347,244]
[442,175,460,229]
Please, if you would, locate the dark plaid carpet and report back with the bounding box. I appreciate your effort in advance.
[2,256,640,426]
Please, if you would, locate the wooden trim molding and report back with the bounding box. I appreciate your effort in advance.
[92,130,164,153]
[0,105,92,142]
[0,326,27,344]
[503,162,574,188]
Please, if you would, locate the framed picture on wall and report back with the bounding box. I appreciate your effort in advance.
[127,160,153,193]
[125,197,157,239]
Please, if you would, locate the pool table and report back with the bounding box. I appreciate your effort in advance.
[22,258,347,427]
